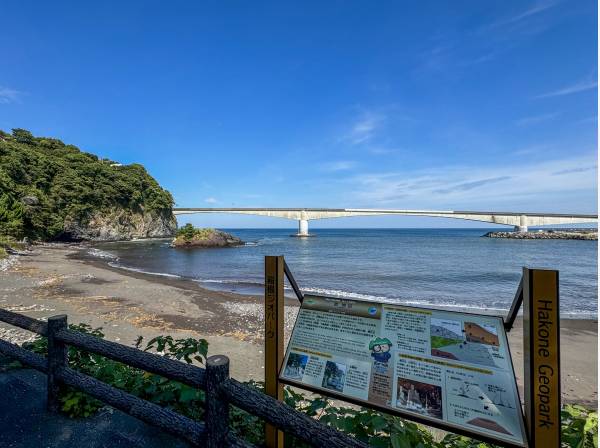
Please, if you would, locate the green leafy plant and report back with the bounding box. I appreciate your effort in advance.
[280,388,435,448]
[138,334,208,364]
[22,324,208,419]
[561,405,598,448]
[61,390,103,418]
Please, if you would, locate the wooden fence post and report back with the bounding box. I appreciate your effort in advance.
[47,314,67,412]
[206,354,230,448]
[264,255,285,448]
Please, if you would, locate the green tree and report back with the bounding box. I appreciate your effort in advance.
[0,128,175,240]
[11,128,35,145]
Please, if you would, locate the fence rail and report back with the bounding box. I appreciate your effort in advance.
[0,308,366,448]
[55,327,206,389]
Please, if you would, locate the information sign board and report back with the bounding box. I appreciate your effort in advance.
[279,295,527,447]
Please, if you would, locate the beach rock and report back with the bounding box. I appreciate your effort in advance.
[483,230,597,240]
[171,228,244,248]
[61,208,177,241]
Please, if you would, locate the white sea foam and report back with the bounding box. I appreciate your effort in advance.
[129,237,172,242]
[107,262,181,279]
[560,310,598,319]
[301,286,392,302]
[0,255,18,272]
[195,280,513,314]
[87,248,119,260]
[197,278,264,288]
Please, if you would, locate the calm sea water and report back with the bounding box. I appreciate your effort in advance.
[91,228,598,318]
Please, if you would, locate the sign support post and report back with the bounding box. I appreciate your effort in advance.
[264,256,285,448]
[523,268,561,447]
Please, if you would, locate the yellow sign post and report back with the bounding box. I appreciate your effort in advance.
[264,255,285,448]
[523,268,561,447]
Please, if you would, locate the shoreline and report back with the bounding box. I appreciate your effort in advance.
[83,240,597,320]
[0,243,301,381]
[0,243,597,405]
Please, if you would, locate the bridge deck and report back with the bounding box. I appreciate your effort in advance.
[173,208,597,219]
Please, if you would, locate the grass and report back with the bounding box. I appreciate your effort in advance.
[0,235,27,259]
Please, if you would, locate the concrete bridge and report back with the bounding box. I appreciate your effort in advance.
[172,208,598,237]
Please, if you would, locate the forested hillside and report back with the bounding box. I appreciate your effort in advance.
[0,129,176,241]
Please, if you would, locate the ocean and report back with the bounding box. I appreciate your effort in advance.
[90,228,598,319]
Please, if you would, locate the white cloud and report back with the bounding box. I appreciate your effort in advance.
[419,1,558,74]
[577,116,598,124]
[487,0,559,30]
[516,112,559,126]
[347,154,597,210]
[368,147,398,155]
[204,197,218,204]
[0,87,22,104]
[458,52,497,67]
[535,79,597,99]
[512,144,552,156]
[344,112,385,145]
[321,161,356,172]
[552,165,597,175]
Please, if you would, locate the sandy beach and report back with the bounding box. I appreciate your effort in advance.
[0,244,596,406]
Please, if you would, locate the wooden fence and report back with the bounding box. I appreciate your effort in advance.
[0,308,367,448]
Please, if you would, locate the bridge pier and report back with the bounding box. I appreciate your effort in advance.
[294,219,311,237]
[514,215,528,233]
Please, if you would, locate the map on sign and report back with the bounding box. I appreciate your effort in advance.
[279,295,527,447]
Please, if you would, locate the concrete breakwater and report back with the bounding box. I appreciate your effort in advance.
[484,230,597,240]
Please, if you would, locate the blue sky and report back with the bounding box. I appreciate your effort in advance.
[1,1,597,228]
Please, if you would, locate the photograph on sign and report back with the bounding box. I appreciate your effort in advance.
[279,295,527,447]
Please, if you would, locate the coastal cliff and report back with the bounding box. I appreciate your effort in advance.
[63,208,177,241]
[0,129,176,241]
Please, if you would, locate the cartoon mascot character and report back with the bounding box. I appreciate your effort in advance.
[369,337,393,363]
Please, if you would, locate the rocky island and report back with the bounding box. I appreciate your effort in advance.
[484,229,597,240]
[171,224,244,248]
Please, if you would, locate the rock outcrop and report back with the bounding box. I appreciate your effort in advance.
[171,228,243,248]
[61,208,177,241]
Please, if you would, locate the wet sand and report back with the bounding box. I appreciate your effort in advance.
[0,244,596,405]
